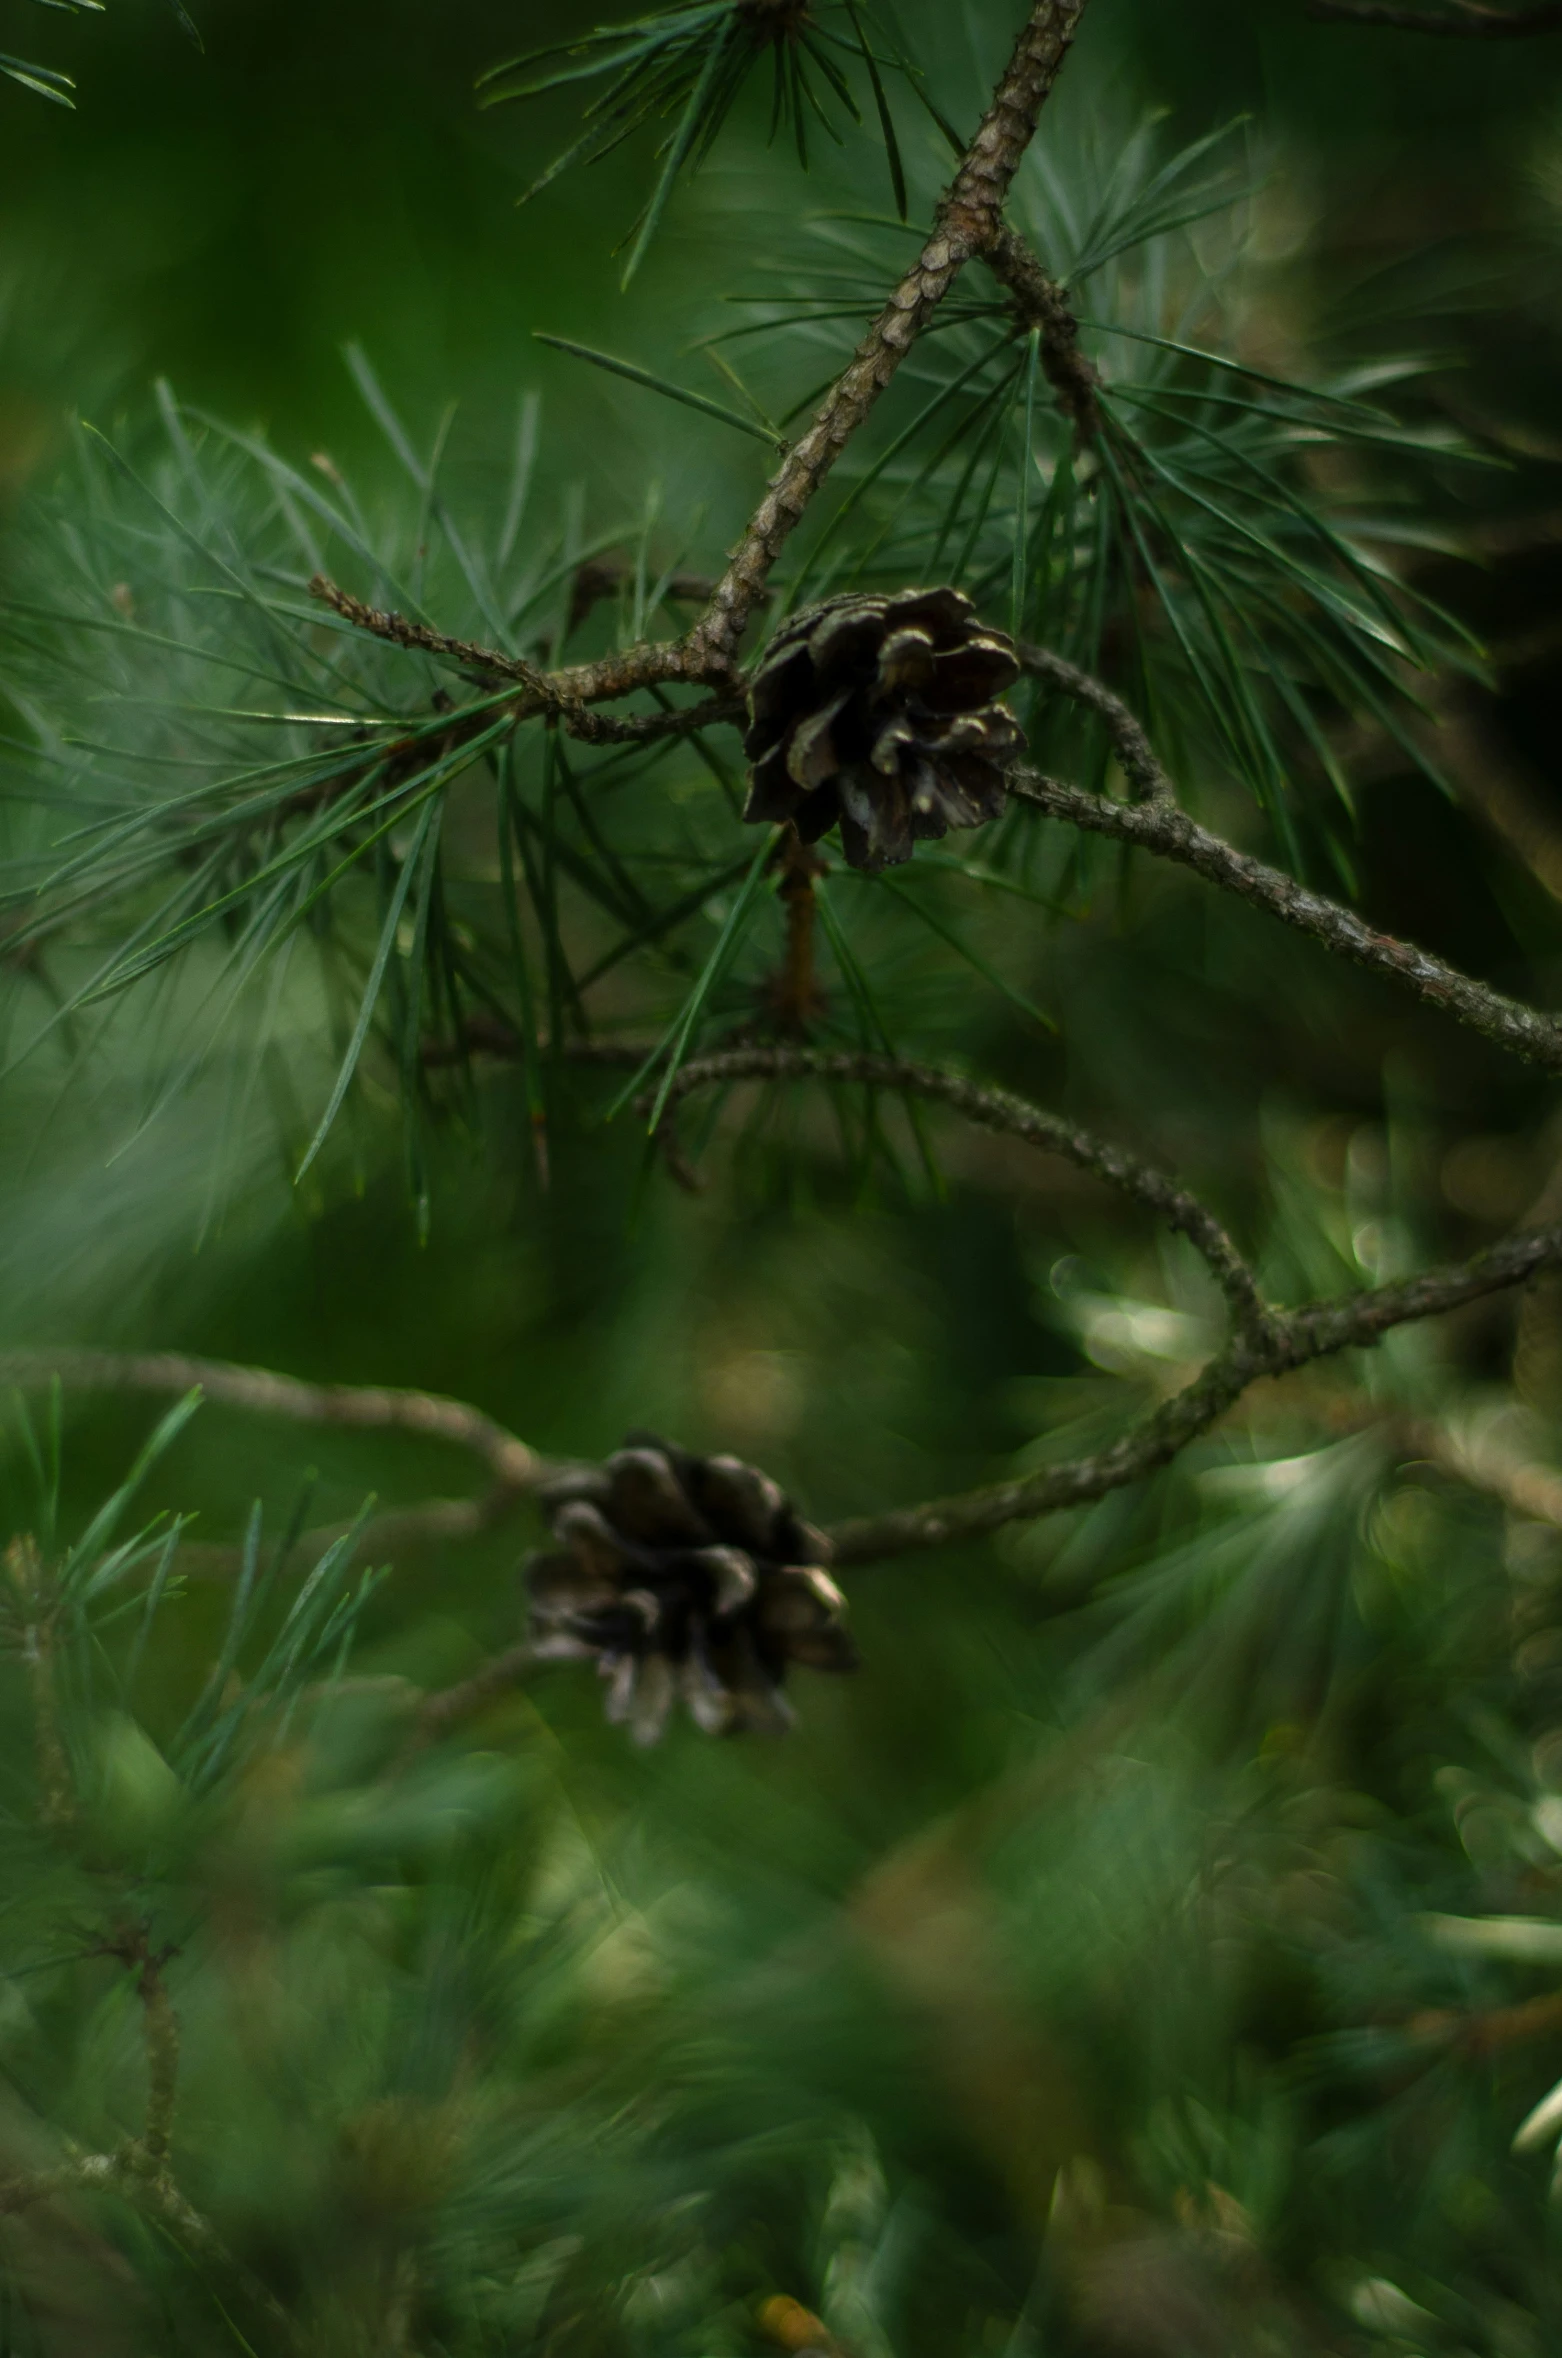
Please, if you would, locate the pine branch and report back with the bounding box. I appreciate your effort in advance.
[0,1924,298,2346]
[98,1928,182,2177]
[829,1224,1562,1564]
[0,2149,131,2217]
[986,227,1102,439]
[0,1350,544,1493]
[643,1047,1272,1342]
[1307,0,1562,32]
[316,5,1094,703]
[306,577,745,738]
[687,0,1092,664]
[307,577,546,685]
[415,1642,541,1745]
[629,1045,1562,1563]
[9,1040,1562,1575]
[1006,770,1562,1075]
[1017,643,1169,800]
[0,1350,580,1583]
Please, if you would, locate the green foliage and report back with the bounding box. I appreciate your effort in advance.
[2,0,1562,2351]
[9,1248,1562,2356]
[1,0,197,106]
[740,115,1479,852]
[0,106,1487,1189]
[1,0,101,108]
[479,0,923,282]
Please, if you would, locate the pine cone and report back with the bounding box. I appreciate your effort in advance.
[742,586,1025,871]
[527,1434,857,1743]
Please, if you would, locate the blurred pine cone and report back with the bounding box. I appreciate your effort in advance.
[742,586,1025,870]
[528,1434,857,1743]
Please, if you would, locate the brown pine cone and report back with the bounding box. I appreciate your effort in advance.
[742,586,1025,871]
[527,1433,857,1743]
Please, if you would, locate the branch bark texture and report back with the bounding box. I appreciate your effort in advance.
[687,0,1091,663]
[987,229,1102,437]
[1017,643,1169,800]
[314,4,1092,699]
[1007,772,1562,1075]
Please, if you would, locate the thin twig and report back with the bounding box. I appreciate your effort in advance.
[643,1047,1273,1342]
[307,578,543,685]
[0,2149,128,2217]
[139,1967,179,2175]
[687,0,1092,664]
[5,1264,1561,1603]
[0,1927,300,2345]
[829,1224,1562,1563]
[0,1350,544,1492]
[1007,769,1562,1075]
[0,1350,570,1583]
[99,1929,181,2175]
[987,228,1102,438]
[630,1047,1562,1562]
[314,11,1094,707]
[1017,644,1170,801]
[306,578,744,740]
[415,1643,541,1745]
[770,829,827,1033]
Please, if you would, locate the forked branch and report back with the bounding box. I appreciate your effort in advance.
[688,0,1090,662]
[625,1047,1562,1563]
[0,1349,555,1582]
[1017,643,1169,800]
[311,1,1092,696]
[306,577,744,740]
[0,1923,295,2341]
[987,229,1102,438]
[11,966,1562,1574]
[829,1223,1562,1564]
[643,1046,1271,1342]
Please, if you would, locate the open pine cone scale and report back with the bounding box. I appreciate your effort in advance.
[743,586,1025,870]
[528,1434,857,1744]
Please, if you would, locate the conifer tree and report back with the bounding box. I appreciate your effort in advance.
[2,1,1562,2350]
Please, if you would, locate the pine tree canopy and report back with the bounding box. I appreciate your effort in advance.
[1,1,1562,2350]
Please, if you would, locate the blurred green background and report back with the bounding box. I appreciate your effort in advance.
[4,2,1562,2351]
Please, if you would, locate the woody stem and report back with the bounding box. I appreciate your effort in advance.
[776,829,822,1033]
